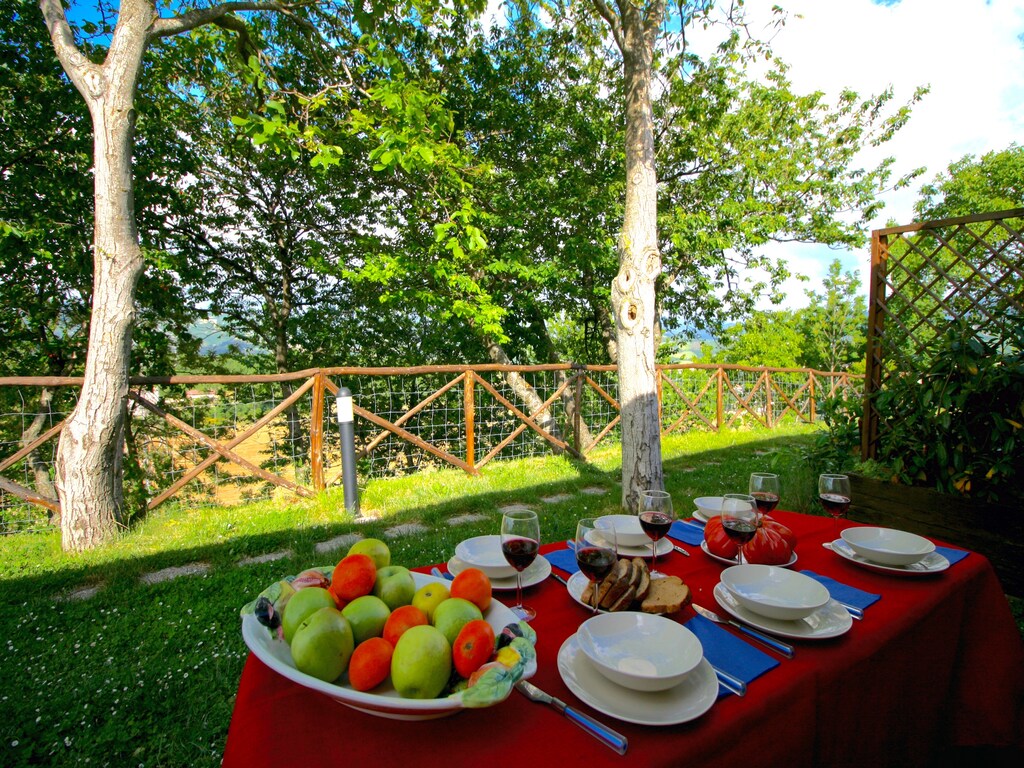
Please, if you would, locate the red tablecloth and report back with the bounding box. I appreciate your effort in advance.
[222,512,1023,767]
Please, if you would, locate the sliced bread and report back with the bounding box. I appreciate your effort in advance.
[640,575,691,614]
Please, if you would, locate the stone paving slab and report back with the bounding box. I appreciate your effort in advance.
[447,514,489,525]
[237,550,292,566]
[61,585,102,602]
[315,534,363,555]
[580,486,608,495]
[140,562,210,585]
[497,503,535,513]
[384,522,429,538]
[540,494,573,504]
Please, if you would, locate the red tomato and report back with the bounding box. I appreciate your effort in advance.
[704,515,795,564]
[744,525,793,565]
[453,620,496,679]
[704,516,740,558]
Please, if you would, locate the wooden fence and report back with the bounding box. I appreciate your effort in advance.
[0,364,861,532]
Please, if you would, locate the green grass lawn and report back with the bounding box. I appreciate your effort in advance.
[0,423,1017,767]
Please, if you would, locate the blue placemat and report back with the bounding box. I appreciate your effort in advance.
[668,520,705,546]
[799,570,881,610]
[936,546,969,565]
[684,613,780,698]
[545,547,580,575]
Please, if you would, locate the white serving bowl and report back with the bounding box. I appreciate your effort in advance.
[720,564,830,621]
[577,612,703,692]
[694,496,725,518]
[595,514,650,547]
[841,527,935,566]
[454,535,516,579]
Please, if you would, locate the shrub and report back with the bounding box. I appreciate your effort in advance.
[872,321,1024,504]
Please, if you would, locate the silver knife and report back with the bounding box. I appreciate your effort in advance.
[692,603,796,659]
[515,680,628,754]
[709,664,747,697]
[671,543,691,557]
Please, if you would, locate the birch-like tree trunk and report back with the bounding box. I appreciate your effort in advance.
[593,0,666,511]
[40,0,290,551]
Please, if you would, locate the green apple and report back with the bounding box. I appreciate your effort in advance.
[372,565,416,610]
[411,582,450,622]
[341,595,391,645]
[290,606,355,683]
[431,597,484,647]
[282,586,336,644]
[391,624,452,699]
[349,538,391,570]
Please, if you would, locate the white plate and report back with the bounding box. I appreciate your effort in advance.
[595,514,650,547]
[700,541,798,568]
[565,570,676,615]
[586,530,673,558]
[241,572,536,720]
[454,535,516,578]
[713,583,851,640]
[721,564,829,620]
[827,539,950,576]
[447,554,551,590]
[840,527,936,566]
[557,634,717,726]
[692,510,712,524]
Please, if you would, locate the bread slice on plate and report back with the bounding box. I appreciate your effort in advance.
[599,559,635,610]
[632,557,651,601]
[640,575,691,614]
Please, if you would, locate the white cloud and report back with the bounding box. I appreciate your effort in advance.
[735,0,1024,308]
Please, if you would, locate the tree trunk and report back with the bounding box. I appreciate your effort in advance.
[42,0,151,550]
[22,386,59,524]
[608,2,665,511]
[485,339,565,452]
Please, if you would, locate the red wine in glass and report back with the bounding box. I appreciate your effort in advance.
[576,546,617,581]
[820,493,851,519]
[723,518,758,545]
[639,511,673,540]
[751,492,780,515]
[501,537,540,571]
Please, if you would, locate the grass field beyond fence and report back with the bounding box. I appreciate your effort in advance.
[1,424,1019,767]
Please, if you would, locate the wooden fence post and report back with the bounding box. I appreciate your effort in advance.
[464,370,475,471]
[573,366,583,455]
[310,371,325,492]
[809,373,817,422]
[716,368,724,431]
[765,371,773,427]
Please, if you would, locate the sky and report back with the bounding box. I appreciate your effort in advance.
[718,0,1024,308]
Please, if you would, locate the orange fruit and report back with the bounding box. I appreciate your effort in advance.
[450,567,492,612]
[453,619,496,679]
[348,637,394,692]
[330,553,377,604]
[382,604,429,647]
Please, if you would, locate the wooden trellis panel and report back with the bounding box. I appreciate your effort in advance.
[862,208,1024,459]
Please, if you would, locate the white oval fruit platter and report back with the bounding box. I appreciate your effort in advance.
[241,572,537,720]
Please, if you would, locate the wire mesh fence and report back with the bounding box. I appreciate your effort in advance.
[1,364,860,534]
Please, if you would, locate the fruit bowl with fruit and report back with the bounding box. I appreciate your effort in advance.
[240,540,537,720]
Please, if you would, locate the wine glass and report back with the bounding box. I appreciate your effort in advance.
[500,509,540,622]
[574,518,618,614]
[721,493,758,564]
[638,489,675,568]
[749,473,780,517]
[819,474,852,536]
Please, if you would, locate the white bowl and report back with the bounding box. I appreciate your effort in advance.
[720,564,830,621]
[241,572,535,719]
[694,497,725,518]
[577,612,703,692]
[454,535,516,578]
[841,527,935,566]
[595,514,650,547]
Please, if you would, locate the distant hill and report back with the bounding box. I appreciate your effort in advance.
[188,318,261,355]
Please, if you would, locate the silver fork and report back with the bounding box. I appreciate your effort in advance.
[515,680,628,754]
